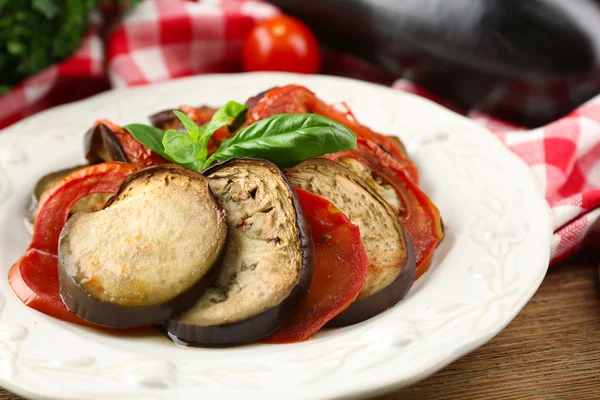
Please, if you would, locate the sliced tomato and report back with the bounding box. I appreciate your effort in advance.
[243,84,418,181]
[96,119,167,167]
[264,189,368,343]
[327,139,444,279]
[10,162,139,326]
[244,85,313,123]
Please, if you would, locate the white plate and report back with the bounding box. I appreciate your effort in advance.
[0,73,552,400]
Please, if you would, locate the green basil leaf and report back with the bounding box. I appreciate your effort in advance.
[173,110,202,142]
[206,114,357,169]
[198,101,247,145]
[124,123,169,159]
[212,100,247,121]
[162,130,207,165]
[124,124,198,169]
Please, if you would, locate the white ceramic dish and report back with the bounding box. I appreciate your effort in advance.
[0,73,552,400]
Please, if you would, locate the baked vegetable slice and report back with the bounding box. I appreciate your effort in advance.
[327,138,444,279]
[13,163,140,327]
[58,164,228,328]
[25,165,112,224]
[285,158,415,326]
[166,158,314,345]
[84,123,128,164]
[264,189,369,343]
[85,120,167,167]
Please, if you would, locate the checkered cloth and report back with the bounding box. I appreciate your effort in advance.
[1,0,599,265]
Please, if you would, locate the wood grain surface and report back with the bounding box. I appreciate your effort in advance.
[1,253,598,400]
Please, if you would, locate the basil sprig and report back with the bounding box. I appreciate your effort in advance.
[206,114,357,168]
[123,123,198,170]
[125,103,357,171]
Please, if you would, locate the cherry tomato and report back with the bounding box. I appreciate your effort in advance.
[242,15,321,74]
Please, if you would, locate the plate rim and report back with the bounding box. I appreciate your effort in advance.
[0,72,553,400]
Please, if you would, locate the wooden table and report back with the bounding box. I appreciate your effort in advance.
[1,253,598,400]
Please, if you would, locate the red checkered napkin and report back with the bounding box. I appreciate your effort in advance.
[488,99,600,263]
[1,0,599,265]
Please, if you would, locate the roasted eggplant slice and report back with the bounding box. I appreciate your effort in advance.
[58,165,228,328]
[84,123,128,164]
[166,159,314,345]
[285,158,415,326]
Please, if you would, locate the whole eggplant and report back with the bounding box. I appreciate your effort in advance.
[270,0,597,77]
[269,0,600,125]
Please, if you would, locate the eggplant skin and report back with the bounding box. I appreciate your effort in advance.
[58,264,221,328]
[84,124,127,164]
[165,159,315,346]
[149,109,182,131]
[244,87,278,110]
[286,158,415,325]
[58,165,227,329]
[269,0,595,77]
[327,234,416,327]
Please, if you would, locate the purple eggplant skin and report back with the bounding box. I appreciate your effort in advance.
[269,0,596,78]
[59,263,221,329]
[270,0,599,126]
[149,109,180,131]
[244,87,277,110]
[58,165,227,329]
[84,123,127,164]
[165,159,315,346]
[327,234,416,328]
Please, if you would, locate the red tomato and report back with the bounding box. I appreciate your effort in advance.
[10,162,139,326]
[264,189,369,343]
[242,15,321,74]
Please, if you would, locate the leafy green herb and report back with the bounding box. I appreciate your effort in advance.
[162,129,206,164]
[125,101,247,171]
[161,101,247,168]
[0,0,141,88]
[205,114,357,169]
[124,123,199,170]
[196,101,247,144]
[123,124,168,158]
[126,103,357,171]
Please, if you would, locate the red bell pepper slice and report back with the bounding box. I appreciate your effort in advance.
[264,189,369,343]
[327,139,444,279]
[10,162,139,326]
